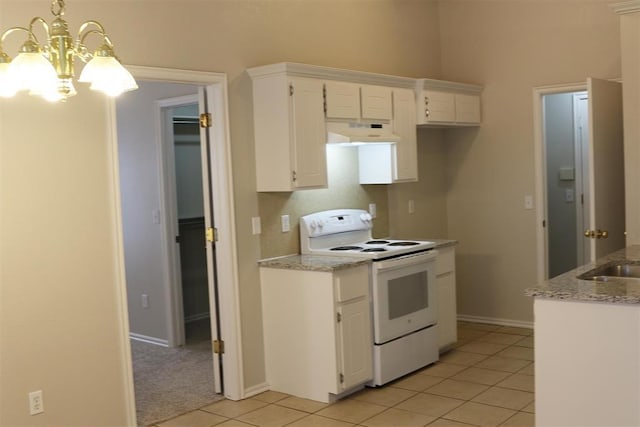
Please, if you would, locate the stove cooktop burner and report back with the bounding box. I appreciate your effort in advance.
[366,240,390,245]
[330,246,363,251]
[362,248,387,252]
[387,241,420,246]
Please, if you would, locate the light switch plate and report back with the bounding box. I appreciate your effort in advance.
[524,195,534,210]
[251,217,261,235]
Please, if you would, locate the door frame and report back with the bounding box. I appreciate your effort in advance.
[533,82,587,283]
[572,92,589,266]
[115,65,244,401]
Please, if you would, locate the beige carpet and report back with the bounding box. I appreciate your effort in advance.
[131,322,224,426]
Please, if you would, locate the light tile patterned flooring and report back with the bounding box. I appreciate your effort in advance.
[153,322,534,427]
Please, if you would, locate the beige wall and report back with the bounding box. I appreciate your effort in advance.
[1,1,627,423]
[0,88,134,424]
[0,0,443,421]
[438,0,621,323]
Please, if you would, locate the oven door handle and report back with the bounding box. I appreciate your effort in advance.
[374,250,438,271]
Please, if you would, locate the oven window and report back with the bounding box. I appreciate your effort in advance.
[388,271,428,319]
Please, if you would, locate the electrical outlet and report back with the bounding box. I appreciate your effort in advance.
[281,215,290,232]
[29,390,44,415]
[369,203,377,219]
[408,200,415,214]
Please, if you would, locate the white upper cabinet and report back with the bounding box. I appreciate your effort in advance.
[417,79,483,127]
[423,90,456,123]
[248,63,483,191]
[455,93,482,124]
[360,85,393,121]
[391,88,418,182]
[324,81,360,120]
[324,82,393,122]
[248,64,327,192]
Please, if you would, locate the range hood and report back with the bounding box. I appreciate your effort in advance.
[326,122,400,145]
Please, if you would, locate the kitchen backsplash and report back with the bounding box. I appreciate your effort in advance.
[258,145,389,259]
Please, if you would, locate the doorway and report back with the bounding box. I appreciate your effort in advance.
[534,79,625,282]
[112,66,243,424]
[543,91,589,278]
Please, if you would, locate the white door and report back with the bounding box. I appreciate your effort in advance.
[291,78,327,188]
[586,78,626,259]
[198,86,222,393]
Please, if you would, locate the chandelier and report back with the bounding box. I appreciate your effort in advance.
[0,0,137,102]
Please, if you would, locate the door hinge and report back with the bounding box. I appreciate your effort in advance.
[322,86,327,114]
[213,339,225,354]
[175,235,181,243]
[200,112,212,128]
[542,220,546,228]
[339,373,344,384]
[206,227,217,242]
[289,84,294,96]
[336,312,342,323]
[292,170,297,182]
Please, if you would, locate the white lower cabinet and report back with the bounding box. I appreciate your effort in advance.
[260,264,372,402]
[436,246,457,351]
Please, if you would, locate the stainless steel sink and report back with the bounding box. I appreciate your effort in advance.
[578,261,640,281]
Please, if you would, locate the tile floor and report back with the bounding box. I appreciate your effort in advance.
[152,322,534,427]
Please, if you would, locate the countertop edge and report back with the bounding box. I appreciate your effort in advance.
[526,245,640,305]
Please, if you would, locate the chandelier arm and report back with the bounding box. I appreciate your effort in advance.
[0,27,41,46]
[28,17,51,42]
[76,20,108,43]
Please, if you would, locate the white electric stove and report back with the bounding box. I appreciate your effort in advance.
[300,209,440,386]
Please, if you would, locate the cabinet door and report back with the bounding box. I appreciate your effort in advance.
[291,78,328,189]
[324,81,360,120]
[424,91,455,123]
[392,88,418,182]
[361,85,392,121]
[337,298,373,390]
[455,94,481,124]
[437,272,457,350]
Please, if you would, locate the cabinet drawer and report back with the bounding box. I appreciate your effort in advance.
[335,265,369,302]
[436,247,455,275]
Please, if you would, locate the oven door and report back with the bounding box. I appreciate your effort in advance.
[371,250,438,344]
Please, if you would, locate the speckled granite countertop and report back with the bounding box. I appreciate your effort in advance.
[526,245,640,304]
[258,240,457,273]
[258,254,370,272]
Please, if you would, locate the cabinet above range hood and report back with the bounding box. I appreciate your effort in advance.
[326,122,400,145]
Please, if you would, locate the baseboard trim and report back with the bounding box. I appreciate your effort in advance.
[457,314,533,330]
[130,333,169,347]
[242,382,271,400]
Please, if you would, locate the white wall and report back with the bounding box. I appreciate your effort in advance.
[116,81,200,342]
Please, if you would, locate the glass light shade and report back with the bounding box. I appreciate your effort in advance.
[7,52,59,96]
[0,62,17,97]
[79,56,138,97]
